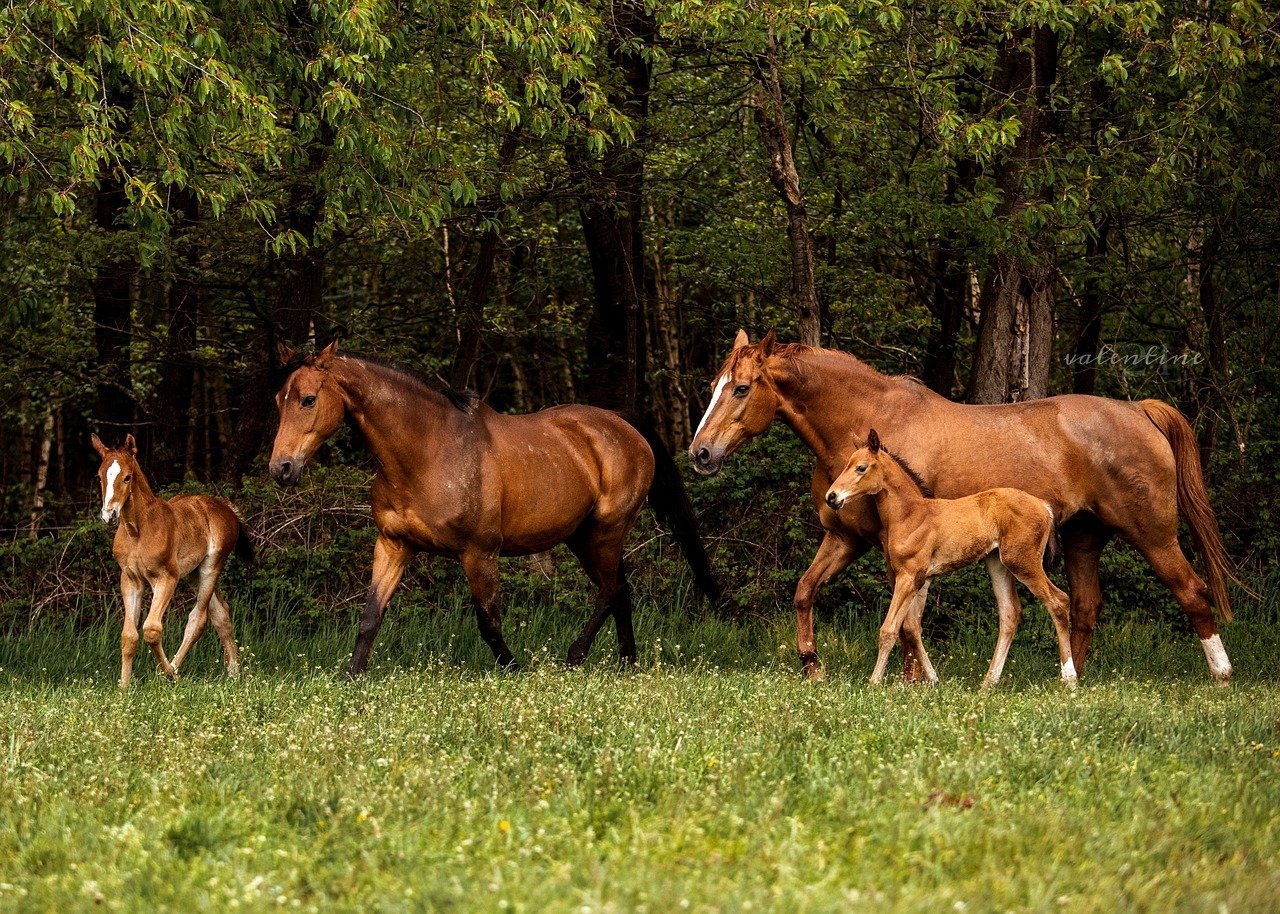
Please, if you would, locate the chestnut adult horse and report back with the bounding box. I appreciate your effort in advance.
[689,330,1237,684]
[269,342,719,677]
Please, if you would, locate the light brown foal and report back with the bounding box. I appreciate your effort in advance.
[825,430,1075,687]
[93,434,248,687]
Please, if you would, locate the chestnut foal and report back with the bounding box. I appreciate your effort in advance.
[825,430,1075,688]
[93,434,249,687]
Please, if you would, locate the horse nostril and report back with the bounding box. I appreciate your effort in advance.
[826,492,840,509]
[695,447,711,465]
[278,460,293,480]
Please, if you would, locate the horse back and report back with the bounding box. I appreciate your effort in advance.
[167,495,242,565]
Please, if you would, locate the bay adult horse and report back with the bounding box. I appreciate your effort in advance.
[269,342,719,677]
[689,330,1237,684]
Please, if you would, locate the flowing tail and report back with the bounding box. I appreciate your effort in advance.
[627,418,723,606]
[1140,399,1236,621]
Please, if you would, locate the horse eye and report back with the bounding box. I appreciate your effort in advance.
[733,384,749,397]
[123,474,132,482]
[856,465,867,473]
[301,395,317,408]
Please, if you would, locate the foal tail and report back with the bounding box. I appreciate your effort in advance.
[627,418,723,607]
[1140,399,1237,621]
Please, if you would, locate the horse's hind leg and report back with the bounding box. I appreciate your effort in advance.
[566,525,630,667]
[982,554,1023,688]
[461,549,517,670]
[1135,539,1231,683]
[209,591,240,679]
[171,561,218,674]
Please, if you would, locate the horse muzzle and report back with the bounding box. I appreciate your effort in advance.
[825,491,848,511]
[100,507,119,524]
[689,443,725,476]
[269,457,303,486]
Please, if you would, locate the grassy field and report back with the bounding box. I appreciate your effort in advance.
[1,578,1278,913]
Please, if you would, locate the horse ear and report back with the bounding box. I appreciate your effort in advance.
[757,329,777,358]
[124,434,137,456]
[276,340,296,365]
[733,328,750,350]
[314,340,338,369]
[91,433,106,456]
[867,428,881,453]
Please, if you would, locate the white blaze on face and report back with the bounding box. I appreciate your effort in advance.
[693,373,731,439]
[1200,634,1232,681]
[102,460,121,522]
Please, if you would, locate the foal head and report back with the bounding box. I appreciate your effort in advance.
[825,429,889,510]
[689,329,784,475]
[269,341,345,486]
[92,433,141,524]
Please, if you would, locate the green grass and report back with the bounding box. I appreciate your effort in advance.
[1,577,1279,912]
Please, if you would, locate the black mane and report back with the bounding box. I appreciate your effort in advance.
[884,449,933,498]
[281,349,479,414]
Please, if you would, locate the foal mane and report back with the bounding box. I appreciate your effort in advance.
[881,448,933,498]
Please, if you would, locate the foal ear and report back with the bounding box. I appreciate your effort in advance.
[276,340,297,366]
[314,340,338,369]
[757,328,777,358]
[90,433,107,457]
[124,433,137,456]
[733,328,750,350]
[867,428,881,453]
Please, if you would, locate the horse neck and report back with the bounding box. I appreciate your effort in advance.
[770,349,899,474]
[331,358,460,474]
[119,464,161,529]
[870,457,927,529]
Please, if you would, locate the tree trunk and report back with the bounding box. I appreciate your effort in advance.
[647,200,690,447]
[154,188,201,481]
[1194,227,1226,464]
[970,26,1059,405]
[574,0,653,415]
[923,161,977,395]
[1071,217,1110,395]
[28,404,54,539]
[92,175,136,442]
[750,26,821,347]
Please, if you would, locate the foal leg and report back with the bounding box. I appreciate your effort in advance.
[209,591,241,679]
[348,535,415,678]
[171,560,219,674]
[1015,569,1077,686]
[1060,517,1111,671]
[119,571,145,688]
[869,576,919,686]
[141,573,179,679]
[793,531,866,681]
[982,554,1023,689]
[901,579,938,683]
[461,549,517,670]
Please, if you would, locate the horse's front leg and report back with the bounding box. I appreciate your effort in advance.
[348,535,415,678]
[794,531,867,681]
[870,574,919,686]
[118,570,145,688]
[461,549,517,670]
[141,572,179,679]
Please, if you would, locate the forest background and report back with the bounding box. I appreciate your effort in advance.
[1,0,1277,629]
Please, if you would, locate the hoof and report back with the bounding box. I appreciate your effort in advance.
[226,661,241,680]
[803,664,825,683]
[565,646,588,668]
